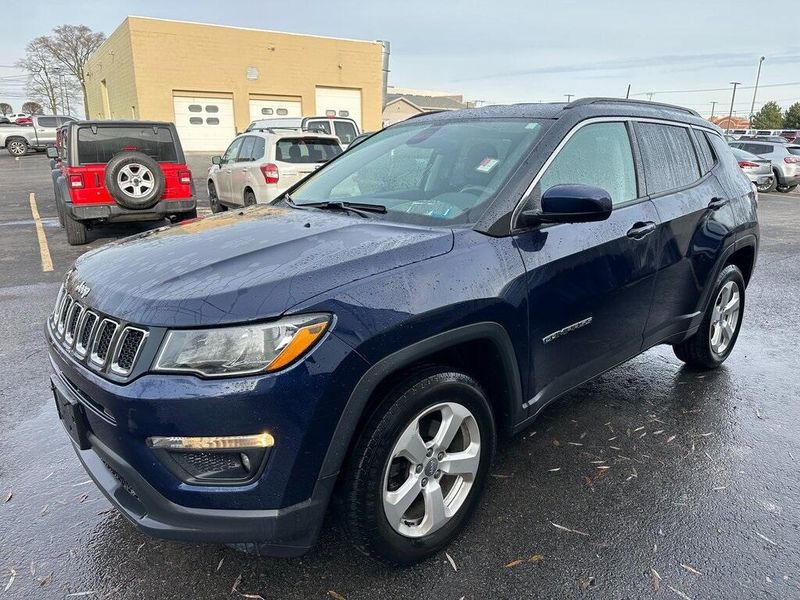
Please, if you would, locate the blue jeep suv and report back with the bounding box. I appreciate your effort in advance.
[46,98,758,565]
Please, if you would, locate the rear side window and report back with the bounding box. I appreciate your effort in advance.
[275,138,342,163]
[38,117,58,127]
[693,129,716,174]
[238,136,256,161]
[334,121,357,144]
[636,123,700,195]
[252,136,265,160]
[77,126,178,164]
[539,122,637,206]
[306,120,331,135]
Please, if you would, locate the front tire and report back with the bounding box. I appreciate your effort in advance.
[340,367,495,566]
[208,181,226,213]
[673,264,745,369]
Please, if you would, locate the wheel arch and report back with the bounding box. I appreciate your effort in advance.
[319,322,523,480]
[726,241,756,286]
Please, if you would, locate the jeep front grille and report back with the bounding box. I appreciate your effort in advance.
[50,285,149,377]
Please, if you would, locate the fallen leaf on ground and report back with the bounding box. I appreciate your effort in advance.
[504,559,524,568]
[4,570,16,592]
[445,552,457,572]
[328,592,346,600]
[529,554,544,563]
[578,576,596,590]
[681,563,702,576]
[39,572,53,587]
[666,435,676,443]
[649,567,662,592]
[3,490,11,503]
[547,468,561,472]
[667,585,693,599]
[551,522,589,536]
[216,558,224,572]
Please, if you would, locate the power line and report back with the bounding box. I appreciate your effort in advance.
[632,80,800,97]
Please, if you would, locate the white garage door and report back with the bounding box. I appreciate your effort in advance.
[315,87,362,127]
[173,97,235,152]
[249,99,302,122]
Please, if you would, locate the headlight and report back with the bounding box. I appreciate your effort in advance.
[153,314,330,377]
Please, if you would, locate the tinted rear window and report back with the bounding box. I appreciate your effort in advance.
[77,126,177,164]
[275,138,341,163]
[637,122,701,194]
[788,146,800,156]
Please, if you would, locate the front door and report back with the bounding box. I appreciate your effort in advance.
[217,137,243,204]
[514,121,660,413]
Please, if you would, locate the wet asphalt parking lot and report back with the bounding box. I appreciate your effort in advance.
[1,150,799,600]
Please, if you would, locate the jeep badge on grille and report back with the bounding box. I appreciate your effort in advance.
[75,281,91,299]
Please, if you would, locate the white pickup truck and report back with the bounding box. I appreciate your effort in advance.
[0,115,76,156]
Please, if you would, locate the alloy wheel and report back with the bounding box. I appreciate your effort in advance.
[710,280,740,355]
[117,164,155,198]
[8,140,25,155]
[382,401,481,538]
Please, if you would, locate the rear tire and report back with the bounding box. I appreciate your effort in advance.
[756,178,776,193]
[64,212,88,246]
[244,189,257,206]
[6,138,28,157]
[172,208,197,223]
[54,185,65,228]
[777,184,797,193]
[673,264,745,369]
[340,367,496,566]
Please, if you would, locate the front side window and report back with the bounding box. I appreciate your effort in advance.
[77,126,177,164]
[38,117,58,127]
[637,122,701,195]
[222,137,243,163]
[539,122,636,206]
[291,118,548,226]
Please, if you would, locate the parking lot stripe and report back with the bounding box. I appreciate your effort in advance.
[28,192,53,272]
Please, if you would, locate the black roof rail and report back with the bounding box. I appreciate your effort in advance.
[565,97,701,117]
[402,109,449,121]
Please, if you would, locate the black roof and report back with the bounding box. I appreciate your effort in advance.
[405,97,718,131]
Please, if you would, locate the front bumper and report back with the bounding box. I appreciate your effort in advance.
[46,321,368,555]
[69,198,196,223]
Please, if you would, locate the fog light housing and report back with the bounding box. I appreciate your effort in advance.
[147,433,273,484]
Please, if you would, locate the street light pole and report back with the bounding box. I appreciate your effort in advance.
[564,94,574,102]
[749,56,765,127]
[728,81,741,128]
[710,101,718,119]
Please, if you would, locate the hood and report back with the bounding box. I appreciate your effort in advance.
[67,206,453,327]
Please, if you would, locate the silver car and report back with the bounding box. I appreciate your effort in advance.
[730,147,774,192]
[207,130,343,212]
[729,140,800,192]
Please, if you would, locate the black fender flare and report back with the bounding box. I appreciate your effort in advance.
[318,322,523,479]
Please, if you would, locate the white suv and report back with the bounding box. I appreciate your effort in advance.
[207,130,343,211]
[245,116,360,147]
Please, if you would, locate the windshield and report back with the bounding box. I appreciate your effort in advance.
[289,118,548,225]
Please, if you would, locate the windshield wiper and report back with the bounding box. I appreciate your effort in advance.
[285,198,387,219]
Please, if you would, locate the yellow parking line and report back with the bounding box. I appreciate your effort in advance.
[28,192,54,272]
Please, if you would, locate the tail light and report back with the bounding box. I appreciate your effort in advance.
[178,170,192,185]
[69,174,84,188]
[260,163,279,184]
[783,156,800,164]
[738,160,760,169]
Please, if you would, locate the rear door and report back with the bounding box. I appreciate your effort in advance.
[638,122,737,347]
[273,137,343,189]
[35,116,59,146]
[515,120,661,412]
[230,136,267,204]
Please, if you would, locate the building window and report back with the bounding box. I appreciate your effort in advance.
[339,110,350,117]
[188,105,202,112]
[261,108,274,115]
[206,105,219,113]
[206,117,220,125]
[189,117,203,125]
[276,108,288,116]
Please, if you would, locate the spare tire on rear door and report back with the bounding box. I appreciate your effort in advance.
[104,151,165,210]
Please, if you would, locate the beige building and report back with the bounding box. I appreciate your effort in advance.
[382,87,473,126]
[84,17,386,151]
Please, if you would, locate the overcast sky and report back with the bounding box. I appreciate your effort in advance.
[3,0,799,118]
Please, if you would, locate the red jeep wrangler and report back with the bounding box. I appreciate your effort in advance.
[50,121,196,245]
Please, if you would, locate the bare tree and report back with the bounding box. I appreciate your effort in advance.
[16,36,62,114]
[0,103,11,116]
[41,25,105,117]
[22,101,43,114]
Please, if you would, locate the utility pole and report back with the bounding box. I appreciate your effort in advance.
[625,84,631,99]
[749,56,765,127]
[564,94,574,102]
[728,82,741,127]
[710,101,718,119]
[646,92,655,101]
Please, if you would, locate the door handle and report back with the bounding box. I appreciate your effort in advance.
[626,221,656,240]
[708,197,729,210]
[240,168,248,172]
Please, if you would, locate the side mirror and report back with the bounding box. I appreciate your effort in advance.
[46,146,58,159]
[211,155,222,166]
[520,184,612,226]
